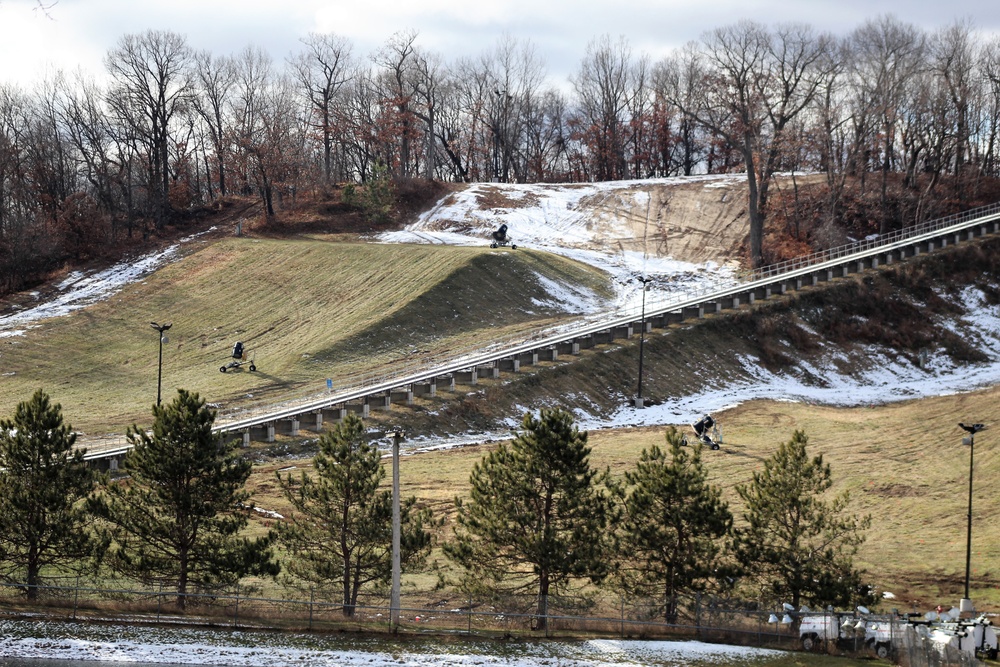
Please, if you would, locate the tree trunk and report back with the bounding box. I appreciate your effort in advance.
[26,545,39,601]
[535,572,550,631]
[342,541,354,617]
[177,548,189,610]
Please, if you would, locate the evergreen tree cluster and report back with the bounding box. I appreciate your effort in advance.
[0,390,871,622]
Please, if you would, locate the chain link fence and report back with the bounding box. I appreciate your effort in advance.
[1,578,987,665]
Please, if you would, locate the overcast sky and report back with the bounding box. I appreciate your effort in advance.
[2,0,999,90]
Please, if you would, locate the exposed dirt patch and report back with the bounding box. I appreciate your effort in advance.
[566,179,752,266]
[473,185,542,210]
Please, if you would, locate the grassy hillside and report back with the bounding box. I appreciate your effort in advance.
[0,236,612,434]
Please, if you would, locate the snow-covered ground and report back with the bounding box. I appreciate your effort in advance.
[0,619,783,666]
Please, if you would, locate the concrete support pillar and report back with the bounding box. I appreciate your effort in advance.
[242,431,251,447]
[499,357,520,372]
[455,369,478,385]
[266,423,275,443]
[289,418,300,437]
[682,305,704,319]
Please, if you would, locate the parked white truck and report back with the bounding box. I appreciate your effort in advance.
[798,612,892,658]
[799,608,998,661]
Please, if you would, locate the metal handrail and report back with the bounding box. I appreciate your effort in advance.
[208,201,1000,433]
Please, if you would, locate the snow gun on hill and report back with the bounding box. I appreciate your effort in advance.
[489,224,517,249]
[220,341,256,373]
[688,414,721,450]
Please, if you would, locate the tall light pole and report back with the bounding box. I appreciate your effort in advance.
[958,422,985,613]
[150,321,172,406]
[634,276,653,408]
[389,427,404,630]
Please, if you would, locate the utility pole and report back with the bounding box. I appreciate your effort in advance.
[390,428,403,629]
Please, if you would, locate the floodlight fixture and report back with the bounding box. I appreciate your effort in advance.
[149,321,172,406]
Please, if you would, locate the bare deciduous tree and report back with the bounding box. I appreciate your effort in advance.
[290,33,354,187]
[104,30,192,226]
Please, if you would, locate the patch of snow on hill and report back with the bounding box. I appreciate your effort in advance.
[379,176,744,311]
[595,287,1000,430]
[0,228,214,338]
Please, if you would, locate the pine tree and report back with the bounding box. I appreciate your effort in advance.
[616,427,733,623]
[0,389,96,599]
[734,430,871,608]
[445,408,613,630]
[275,413,433,616]
[89,389,277,608]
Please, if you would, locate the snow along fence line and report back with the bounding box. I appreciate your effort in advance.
[0,579,901,661]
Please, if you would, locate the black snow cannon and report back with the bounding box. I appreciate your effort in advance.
[220,341,256,373]
[490,224,517,249]
[692,415,720,450]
